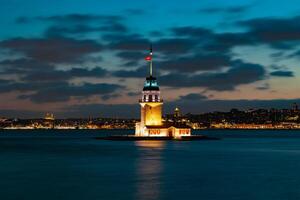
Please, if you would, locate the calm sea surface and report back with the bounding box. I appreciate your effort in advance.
[1,129,300,200]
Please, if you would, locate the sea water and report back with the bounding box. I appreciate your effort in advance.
[0,129,300,200]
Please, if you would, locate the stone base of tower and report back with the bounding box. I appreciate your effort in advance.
[95,122,219,141]
[135,122,191,139]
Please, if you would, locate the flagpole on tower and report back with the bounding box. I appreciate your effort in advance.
[144,44,153,77]
[150,44,153,77]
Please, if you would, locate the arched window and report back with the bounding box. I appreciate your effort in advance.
[149,95,152,102]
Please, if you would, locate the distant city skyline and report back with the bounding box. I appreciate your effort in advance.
[1,0,300,118]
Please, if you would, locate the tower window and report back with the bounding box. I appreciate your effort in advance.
[149,95,152,102]
[155,95,158,101]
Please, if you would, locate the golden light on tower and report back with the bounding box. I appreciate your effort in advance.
[135,45,191,138]
[141,102,163,126]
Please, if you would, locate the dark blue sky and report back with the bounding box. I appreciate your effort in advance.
[1,0,300,118]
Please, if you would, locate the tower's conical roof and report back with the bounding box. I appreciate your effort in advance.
[143,45,159,91]
[143,76,159,91]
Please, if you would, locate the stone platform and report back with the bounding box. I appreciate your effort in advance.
[95,135,220,141]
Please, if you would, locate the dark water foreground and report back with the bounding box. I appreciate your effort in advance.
[1,129,300,200]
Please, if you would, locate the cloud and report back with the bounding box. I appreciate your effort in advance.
[0,80,124,104]
[270,70,294,77]
[0,79,16,93]
[0,58,54,74]
[170,26,255,55]
[171,26,212,38]
[256,83,270,90]
[270,52,285,59]
[0,37,103,64]
[0,79,12,84]
[159,53,231,73]
[44,23,127,37]
[160,60,266,91]
[199,5,250,14]
[104,16,300,73]
[67,67,108,78]
[5,12,300,115]
[0,80,67,93]
[112,66,149,78]
[154,38,197,54]
[171,15,300,54]
[0,58,108,81]
[112,37,200,64]
[16,14,128,37]
[106,34,198,57]
[40,14,123,23]
[127,92,140,96]
[116,51,145,63]
[17,14,128,40]
[16,14,124,24]
[207,32,257,52]
[149,31,164,37]
[15,16,31,24]
[19,83,123,103]
[287,49,300,59]
[238,15,300,49]
[22,67,108,82]
[63,103,139,118]
[178,93,208,101]
[101,93,121,101]
[106,34,149,51]
[0,57,114,104]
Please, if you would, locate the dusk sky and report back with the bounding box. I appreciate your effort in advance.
[1,0,300,118]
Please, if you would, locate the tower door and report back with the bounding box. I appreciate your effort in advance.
[168,129,173,138]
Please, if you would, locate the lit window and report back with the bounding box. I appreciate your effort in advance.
[152,81,157,86]
[149,95,152,102]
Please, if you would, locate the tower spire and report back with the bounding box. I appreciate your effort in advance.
[144,44,153,77]
[149,44,153,77]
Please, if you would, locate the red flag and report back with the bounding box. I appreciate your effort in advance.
[145,55,152,61]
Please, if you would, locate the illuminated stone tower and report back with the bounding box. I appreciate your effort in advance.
[135,46,163,136]
[135,46,191,138]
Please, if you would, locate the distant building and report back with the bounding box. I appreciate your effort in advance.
[135,47,191,138]
[292,103,299,113]
[44,113,55,121]
[174,107,181,118]
[44,113,55,128]
[0,117,7,122]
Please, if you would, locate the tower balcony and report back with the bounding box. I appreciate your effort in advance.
[139,99,163,103]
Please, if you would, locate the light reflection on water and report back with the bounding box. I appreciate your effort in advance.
[134,141,166,149]
[134,141,166,200]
